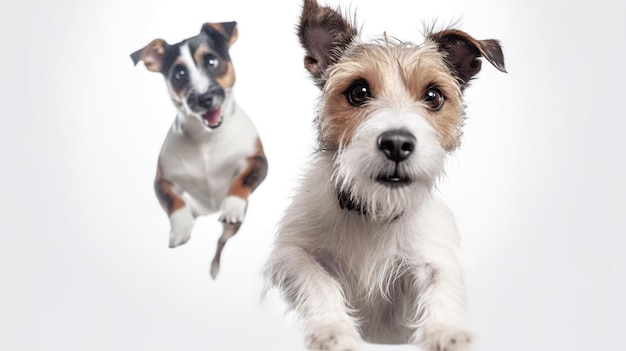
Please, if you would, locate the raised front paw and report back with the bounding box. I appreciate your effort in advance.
[305,323,361,351]
[168,206,194,248]
[420,326,472,351]
[218,196,247,224]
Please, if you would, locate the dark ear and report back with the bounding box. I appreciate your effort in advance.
[202,21,238,47]
[130,39,168,73]
[298,0,358,84]
[430,29,506,87]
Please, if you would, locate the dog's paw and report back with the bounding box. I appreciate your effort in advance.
[305,323,361,351]
[420,326,472,351]
[168,206,194,248]
[218,196,247,224]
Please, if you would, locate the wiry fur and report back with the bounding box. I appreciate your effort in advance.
[264,1,505,350]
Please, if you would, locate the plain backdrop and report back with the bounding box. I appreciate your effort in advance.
[1,0,625,350]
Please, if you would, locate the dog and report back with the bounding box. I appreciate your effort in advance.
[131,22,267,279]
[264,1,505,350]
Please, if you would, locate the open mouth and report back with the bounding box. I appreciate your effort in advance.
[201,109,223,129]
[375,172,412,187]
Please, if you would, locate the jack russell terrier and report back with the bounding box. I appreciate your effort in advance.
[131,22,268,279]
[264,1,505,350]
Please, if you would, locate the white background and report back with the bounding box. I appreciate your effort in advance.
[1,0,625,350]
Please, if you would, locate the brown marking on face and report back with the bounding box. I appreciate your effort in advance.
[191,43,235,89]
[227,138,268,199]
[320,41,466,151]
[215,61,236,89]
[154,163,186,215]
[398,43,465,151]
[193,43,209,68]
[321,44,391,150]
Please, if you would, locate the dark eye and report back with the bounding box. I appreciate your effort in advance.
[424,86,444,110]
[345,80,372,106]
[205,54,219,68]
[172,65,188,87]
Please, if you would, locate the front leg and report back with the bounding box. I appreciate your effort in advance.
[218,140,267,224]
[155,164,195,248]
[410,255,472,351]
[265,246,361,351]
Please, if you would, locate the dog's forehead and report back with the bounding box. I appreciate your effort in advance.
[160,32,230,74]
[186,32,230,60]
[329,41,448,89]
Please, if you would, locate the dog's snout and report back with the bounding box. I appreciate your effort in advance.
[188,86,225,111]
[377,130,416,163]
[196,92,214,109]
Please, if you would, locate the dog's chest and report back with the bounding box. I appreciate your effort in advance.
[159,125,254,201]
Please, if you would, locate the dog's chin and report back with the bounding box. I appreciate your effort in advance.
[199,109,223,129]
[337,175,417,221]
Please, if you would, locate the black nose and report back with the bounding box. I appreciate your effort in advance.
[196,92,214,109]
[377,130,416,163]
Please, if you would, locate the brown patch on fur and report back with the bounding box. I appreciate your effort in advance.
[193,43,209,67]
[190,43,235,89]
[320,41,465,151]
[215,61,236,89]
[399,43,465,151]
[227,139,268,199]
[321,44,390,150]
[131,39,166,72]
[154,163,186,215]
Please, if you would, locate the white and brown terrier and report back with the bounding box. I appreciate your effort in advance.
[264,1,505,350]
[131,22,267,279]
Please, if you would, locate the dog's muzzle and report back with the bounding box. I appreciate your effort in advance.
[187,86,225,129]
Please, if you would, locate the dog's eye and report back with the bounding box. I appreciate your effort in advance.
[205,54,219,69]
[172,65,189,87]
[424,87,444,110]
[345,81,372,106]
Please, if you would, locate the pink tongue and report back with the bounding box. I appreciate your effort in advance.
[202,109,221,127]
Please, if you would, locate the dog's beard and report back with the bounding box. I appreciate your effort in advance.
[330,116,446,222]
[332,148,441,222]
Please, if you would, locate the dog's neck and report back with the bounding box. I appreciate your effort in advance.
[336,190,405,221]
[337,190,366,215]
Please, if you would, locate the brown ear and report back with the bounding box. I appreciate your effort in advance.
[202,21,238,47]
[130,39,168,73]
[430,29,506,87]
[298,0,358,86]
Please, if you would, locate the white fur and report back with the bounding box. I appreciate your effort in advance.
[159,94,257,218]
[168,205,194,248]
[264,107,471,350]
[180,43,211,96]
[218,195,247,224]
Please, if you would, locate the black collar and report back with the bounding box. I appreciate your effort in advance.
[337,191,367,215]
[337,190,404,221]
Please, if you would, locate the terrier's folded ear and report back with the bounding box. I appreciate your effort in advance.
[130,39,168,73]
[202,21,239,47]
[298,0,358,87]
[429,29,506,88]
